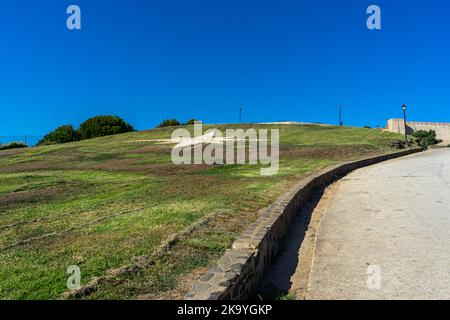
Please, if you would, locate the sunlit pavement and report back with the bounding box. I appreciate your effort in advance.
[306,149,450,300]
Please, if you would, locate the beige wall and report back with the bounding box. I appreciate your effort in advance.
[386,119,450,144]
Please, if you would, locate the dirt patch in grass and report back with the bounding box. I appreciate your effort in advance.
[137,267,210,300]
[0,186,76,210]
[135,163,212,176]
[78,155,212,176]
[280,144,382,161]
[0,149,28,156]
[0,161,55,174]
[84,158,137,171]
[127,144,173,155]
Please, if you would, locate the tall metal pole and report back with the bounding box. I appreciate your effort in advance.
[402,104,408,143]
[239,107,242,124]
[339,105,343,126]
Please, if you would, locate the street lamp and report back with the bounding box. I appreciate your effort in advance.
[402,104,408,143]
[239,106,243,124]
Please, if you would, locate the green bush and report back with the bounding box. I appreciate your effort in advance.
[389,140,410,149]
[185,119,199,125]
[413,130,442,149]
[78,115,134,140]
[157,119,180,128]
[0,142,28,150]
[37,125,80,146]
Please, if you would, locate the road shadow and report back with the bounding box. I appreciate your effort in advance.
[257,188,325,299]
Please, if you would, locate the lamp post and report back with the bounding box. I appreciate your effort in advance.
[339,105,343,126]
[402,104,408,143]
[239,106,243,124]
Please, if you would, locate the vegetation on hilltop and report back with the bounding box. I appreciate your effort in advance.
[37,115,134,146]
[157,118,200,127]
[157,119,181,128]
[78,115,134,140]
[0,142,28,151]
[38,125,80,146]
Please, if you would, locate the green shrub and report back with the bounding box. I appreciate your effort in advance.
[389,140,410,149]
[276,293,295,301]
[185,119,199,125]
[413,130,442,149]
[37,125,80,146]
[0,142,28,150]
[78,115,134,140]
[157,119,180,128]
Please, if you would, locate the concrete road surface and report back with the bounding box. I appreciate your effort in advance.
[306,149,450,300]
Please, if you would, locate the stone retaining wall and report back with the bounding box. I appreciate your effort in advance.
[386,119,450,144]
[185,148,423,300]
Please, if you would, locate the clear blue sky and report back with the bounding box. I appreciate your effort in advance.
[1,0,450,138]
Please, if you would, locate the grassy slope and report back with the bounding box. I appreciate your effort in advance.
[0,124,402,299]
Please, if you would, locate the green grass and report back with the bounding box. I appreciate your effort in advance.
[276,293,296,301]
[0,124,403,299]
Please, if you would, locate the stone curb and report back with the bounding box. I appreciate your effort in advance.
[62,211,219,299]
[185,148,423,300]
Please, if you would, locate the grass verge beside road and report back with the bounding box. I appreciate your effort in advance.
[0,124,403,299]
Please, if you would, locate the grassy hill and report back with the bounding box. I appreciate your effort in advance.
[0,124,403,299]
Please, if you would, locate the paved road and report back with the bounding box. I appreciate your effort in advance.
[306,149,450,300]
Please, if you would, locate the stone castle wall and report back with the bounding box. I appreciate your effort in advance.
[386,119,450,144]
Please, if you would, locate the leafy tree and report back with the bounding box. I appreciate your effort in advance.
[78,115,134,140]
[185,119,199,125]
[413,130,442,149]
[37,125,80,145]
[0,142,28,150]
[157,119,180,128]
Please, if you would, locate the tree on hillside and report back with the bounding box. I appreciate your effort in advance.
[78,115,134,140]
[37,125,80,146]
[157,119,180,128]
[184,119,199,125]
[0,142,28,150]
